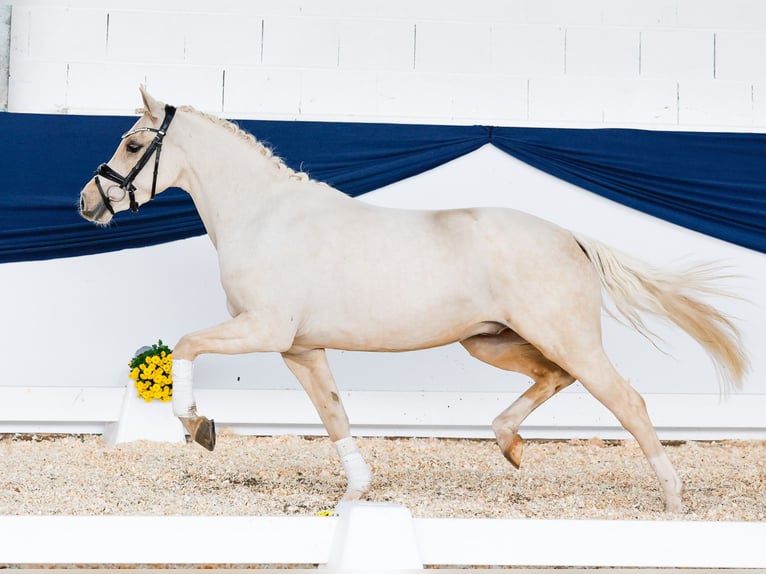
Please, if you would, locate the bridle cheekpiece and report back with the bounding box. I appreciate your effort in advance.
[94,104,176,215]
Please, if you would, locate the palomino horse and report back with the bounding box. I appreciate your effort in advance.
[79,88,748,512]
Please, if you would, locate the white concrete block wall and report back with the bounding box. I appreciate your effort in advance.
[106,11,185,63]
[223,67,301,116]
[755,83,766,124]
[640,29,714,80]
[0,7,9,111]
[263,18,338,69]
[490,25,565,77]
[566,28,640,77]
[601,0,678,27]
[184,13,263,67]
[338,19,414,71]
[715,31,766,80]
[5,0,766,130]
[416,21,492,75]
[680,79,754,126]
[677,0,766,29]
[602,78,677,124]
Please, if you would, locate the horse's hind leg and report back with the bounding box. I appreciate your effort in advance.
[461,330,575,468]
[481,232,682,511]
[502,318,683,511]
[566,350,683,512]
[282,348,372,502]
[511,310,683,511]
[475,327,683,511]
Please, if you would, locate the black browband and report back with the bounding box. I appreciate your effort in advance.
[94,104,176,215]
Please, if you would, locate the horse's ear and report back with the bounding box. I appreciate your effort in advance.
[139,85,164,121]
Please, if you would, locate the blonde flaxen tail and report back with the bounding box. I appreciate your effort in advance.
[572,232,750,394]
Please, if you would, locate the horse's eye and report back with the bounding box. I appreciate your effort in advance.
[126,141,143,154]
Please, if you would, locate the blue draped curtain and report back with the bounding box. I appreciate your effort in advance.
[1,113,764,263]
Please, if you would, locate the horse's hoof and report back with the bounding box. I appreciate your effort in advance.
[180,416,216,451]
[195,417,216,451]
[498,433,524,469]
[664,497,684,514]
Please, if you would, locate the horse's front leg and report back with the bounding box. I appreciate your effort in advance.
[283,348,372,502]
[172,312,296,451]
[171,359,216,450]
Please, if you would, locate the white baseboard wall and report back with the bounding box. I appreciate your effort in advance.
[1,387,764,440]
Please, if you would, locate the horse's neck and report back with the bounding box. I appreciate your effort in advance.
[174,112,288,245]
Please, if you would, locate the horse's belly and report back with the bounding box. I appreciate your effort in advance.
[296,322,506,352]
[295,290,505,352]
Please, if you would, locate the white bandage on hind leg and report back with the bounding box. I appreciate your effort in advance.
[335,436,372,496]
[171,358,196,417]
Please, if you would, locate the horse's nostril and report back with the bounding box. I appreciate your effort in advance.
[79,194,86,213]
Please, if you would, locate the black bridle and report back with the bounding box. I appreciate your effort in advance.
[94,104,176,215]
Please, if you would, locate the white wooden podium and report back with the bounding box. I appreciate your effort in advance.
[102,381,185,445]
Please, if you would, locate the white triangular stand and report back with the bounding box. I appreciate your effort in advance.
[102,381,186,445]
[322,501,423,570]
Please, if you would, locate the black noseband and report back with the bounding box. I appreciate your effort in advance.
[94,104,176,215]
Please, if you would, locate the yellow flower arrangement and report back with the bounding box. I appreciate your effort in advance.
[128,340,173,403]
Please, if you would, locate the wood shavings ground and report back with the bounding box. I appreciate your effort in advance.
[1,432,764,521]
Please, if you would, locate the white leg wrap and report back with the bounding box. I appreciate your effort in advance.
[334,437,372,497]
[171,359,196,417]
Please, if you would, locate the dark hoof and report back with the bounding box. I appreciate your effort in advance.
[498,433,524,469]
[194,417,216,451]
[180,416,216,451]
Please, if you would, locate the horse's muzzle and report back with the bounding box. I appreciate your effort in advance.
[79,190,111,224]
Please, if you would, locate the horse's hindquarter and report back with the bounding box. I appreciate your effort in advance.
[217,191,579,352]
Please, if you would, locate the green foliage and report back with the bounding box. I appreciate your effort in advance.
[129,339,173,370]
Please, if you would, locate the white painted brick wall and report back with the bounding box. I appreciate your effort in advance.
[679,79,754,126]
[6,1,766,130]
[640,29,714,80]
[376,71,453,120]
[184,13,263,67]
[450,74,528,122]
[338,20,414,71]
[66,62,150,112]
[106,11,186,63]
[601,78,678,125]
[529,76,605,123]
[262,18,339,69]
[491,25,565,77]
[715,31,766,81]
[601,0,677,27]
[524,0,603,26]
[566,28,639,77]
[754,83,766,124]
[677,0,766,29]
[144,66,225,112]
[300,69,379,117]
[223,67,302,116]
[0,6,9,110]
[50,8,107,61]
[7,60,67,111]
[415,21,492,74]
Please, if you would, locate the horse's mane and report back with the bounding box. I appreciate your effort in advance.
[167,105,312,183]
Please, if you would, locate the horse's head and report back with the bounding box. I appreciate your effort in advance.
[79,87,181,224]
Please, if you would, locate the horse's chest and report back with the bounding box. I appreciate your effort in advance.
[217,254,301,315]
